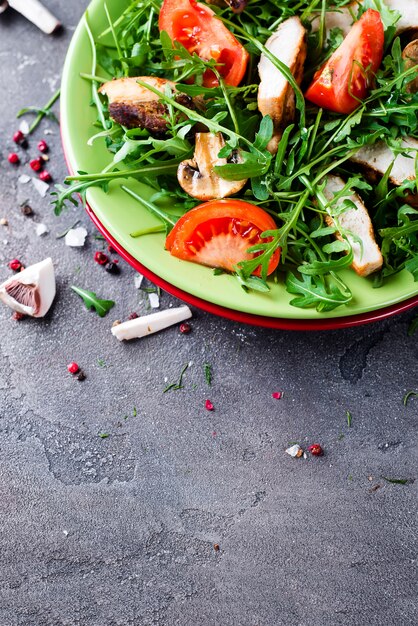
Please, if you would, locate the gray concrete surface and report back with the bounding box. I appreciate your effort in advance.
[0,2,417,625]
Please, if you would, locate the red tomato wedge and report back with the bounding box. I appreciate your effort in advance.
[165,199,280,276]
[159,0,249,88]
[305,9,384,114]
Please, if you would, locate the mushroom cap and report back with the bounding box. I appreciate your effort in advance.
[0,258,56,318]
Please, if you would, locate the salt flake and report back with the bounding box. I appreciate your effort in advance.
[149,292,159,309]
[31,177,49,197]
[36,223,49,236]
[18,174,31,184]
[285,444,303,458]
[19,120,30,135]
[65,227,88,247]
[134,274,144,289]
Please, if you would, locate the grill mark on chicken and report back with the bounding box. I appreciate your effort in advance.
[108,94,195,134]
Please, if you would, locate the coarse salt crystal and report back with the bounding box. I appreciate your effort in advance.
[31,177,49,197]
[134,274,144,289]
[65,226,88,247]
[285,444,303,458]
[149,292,159,309]
[36,223,49,236]
[18,174,31,184]
[19,120,30,135]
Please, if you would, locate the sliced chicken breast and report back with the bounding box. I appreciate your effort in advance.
[323,175,383,277]
[351,138,418,187]
[403,39,418,93]
[258,16,307,154]
[99,76,193,133]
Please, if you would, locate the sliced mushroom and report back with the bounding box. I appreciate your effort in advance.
[322,176,383,277]
[257,17,307,154]
[312,1,418,39]
[0,258,56,317]
[99,76,195,134]
[350,138,418,205]
[177,132,247,200]
[403,39,418,93]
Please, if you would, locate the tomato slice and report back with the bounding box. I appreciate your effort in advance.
[159,0,249,88]
[165,199,280,276]
[305,9,384,114]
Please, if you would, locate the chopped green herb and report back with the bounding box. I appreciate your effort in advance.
[204,363,212,387]
[346,410,352,428]
[98,432,109,439]
[133,406,137,417]
[164,363,189,393]
[381,477,409,485]
[71,285,115,317]
[97,358,107,367]
[17,88,60,134]
[338,433,345,441]
[403,390,418,406]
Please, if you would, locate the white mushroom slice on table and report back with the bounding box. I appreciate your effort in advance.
[350,138,418,187]
[0,258,56,317]
[311,1,418,39]
[177,132,247,201]
[322,176,383,277]
[111,306,192,341]
[258,16,307,154]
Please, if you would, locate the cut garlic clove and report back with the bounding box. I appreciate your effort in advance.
[0,257,56,317]
[111,305,192,341]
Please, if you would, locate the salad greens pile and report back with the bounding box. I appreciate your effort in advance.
[54,0,418,312]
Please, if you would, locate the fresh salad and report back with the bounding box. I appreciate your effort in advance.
[55,0,418,312]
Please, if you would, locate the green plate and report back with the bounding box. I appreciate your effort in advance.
[60,0,418,321]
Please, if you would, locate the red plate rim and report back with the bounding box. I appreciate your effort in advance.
[61,130,418,331]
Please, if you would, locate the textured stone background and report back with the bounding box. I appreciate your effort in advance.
[0,2,417,625]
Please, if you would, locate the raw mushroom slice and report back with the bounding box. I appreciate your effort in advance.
[177,132,247,201]
[99,76,195,133]
[350,138,418,204]
[312,0,418,39]
[257,16,307,154]
[0,258,56,317]
[322,176,383,277]
[402,39,418,93]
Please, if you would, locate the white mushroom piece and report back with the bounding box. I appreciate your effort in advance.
[311,0,418,40]
[99,76,195,134]
[350,137,418,205]
[403,39,418,93]
[0,258,56,317]
[257,16,307,154]
[322,176,383,277]
[177,132,247,200]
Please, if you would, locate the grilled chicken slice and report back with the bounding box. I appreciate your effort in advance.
[350,138,418,205]
[99,77,194,134]
[312,0,418,39]
[403,39,418,93]
[258,16,307,154]
[323,176,383,277]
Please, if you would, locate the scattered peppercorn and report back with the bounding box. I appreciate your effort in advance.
[105,261,120,274]
[21,204,33,217]
[213,544,220,552]
[77,371,86,381]
[9,259,23,272]
[29,157,43,172]
[180,322,191,334]
[8,152,20,165]
[67,362,80,374]
[272,392,282,399]
[94,251,108,265]
[205,399,214,411]
[0,218,8,226]
[108,244,117,254]
[128,312,139,320]
[39,170,52,182]
[37,140,48,153]
[12,311,25,321]
[308,443,324,456]
[13,130,24,144]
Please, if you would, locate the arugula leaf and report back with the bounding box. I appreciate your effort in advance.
[286,273,352,312]
[71,286,115,317]
[381,477,409,485]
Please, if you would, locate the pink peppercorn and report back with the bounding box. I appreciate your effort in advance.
[94,251,109,265]
[308,443,324,456]
[37,140,48,153]
[29,157,43,172]
[9,259,23,272]
[128,312,139,320]
[67,362,80,375]
[180,322,191,334]
[12,311,26,321]
[272,392,282,399]
[13,130,24,144]
[8,152,20,164]
[205,399,214,411]
[39,170,52,182]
